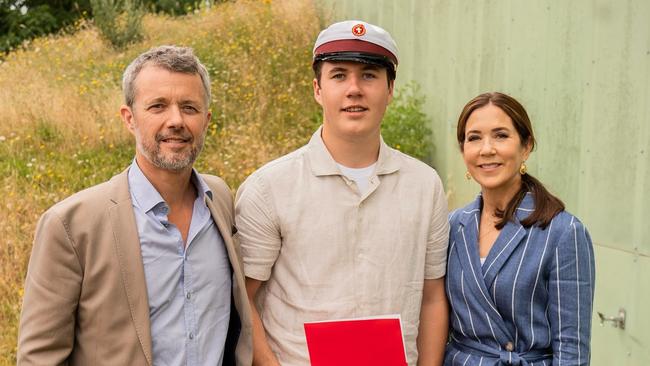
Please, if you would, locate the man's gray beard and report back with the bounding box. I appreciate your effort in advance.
[138,135,204,171]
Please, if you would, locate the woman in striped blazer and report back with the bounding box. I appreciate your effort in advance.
[444,92,595,366]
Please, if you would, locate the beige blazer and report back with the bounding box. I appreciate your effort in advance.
[17,169,253,365]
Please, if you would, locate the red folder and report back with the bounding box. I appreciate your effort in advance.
[304,315,408,366]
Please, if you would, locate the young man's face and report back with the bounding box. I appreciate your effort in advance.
[120,65,211,173]
[313,61,393,141]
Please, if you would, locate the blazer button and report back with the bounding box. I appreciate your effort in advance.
[505,341,514,352]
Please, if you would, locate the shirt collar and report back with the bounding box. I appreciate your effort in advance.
[514,191,535,221]
[127,159,212,213]
[306,126,401,177]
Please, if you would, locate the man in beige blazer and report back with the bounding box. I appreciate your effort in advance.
[17,46,252,365]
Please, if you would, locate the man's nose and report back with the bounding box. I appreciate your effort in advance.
[345,74,363,97]
[166,105,184,128]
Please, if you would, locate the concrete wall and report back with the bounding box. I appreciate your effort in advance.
[317,1,650,364]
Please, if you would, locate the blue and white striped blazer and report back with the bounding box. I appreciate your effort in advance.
[444,193,595,366]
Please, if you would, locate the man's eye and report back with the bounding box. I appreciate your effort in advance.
[183,106,198,113]
[363,73,377,79]
[332,73,345,79]
[148,104,164,111]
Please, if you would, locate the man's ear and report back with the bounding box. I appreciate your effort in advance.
[387,79,395,104]
[120,105,136,136]
[313,78,323,106]
[204,110,212,132]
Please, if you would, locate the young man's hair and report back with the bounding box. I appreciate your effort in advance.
[312,60,396,88]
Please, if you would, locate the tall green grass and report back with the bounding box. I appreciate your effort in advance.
[0,1,432,363]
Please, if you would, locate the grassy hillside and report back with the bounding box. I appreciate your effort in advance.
[0,1,433,363]
[0,1,321,362]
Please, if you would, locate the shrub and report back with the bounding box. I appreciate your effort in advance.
[382,82,433,163]
[144,0,201,15]
[0,1,92,54]
[90,0,144,49]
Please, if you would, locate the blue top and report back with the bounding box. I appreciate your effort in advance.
[128,161,232,366]
[445,192,595,366]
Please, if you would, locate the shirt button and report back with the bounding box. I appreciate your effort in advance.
[189,332,194,340]
[505,341,514,351]
[186,292,191,300]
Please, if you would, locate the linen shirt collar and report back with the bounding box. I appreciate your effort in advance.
[458,191,535,228]
[127,159,212,213]
[306,126,401,177]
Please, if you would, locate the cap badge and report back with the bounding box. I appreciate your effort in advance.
[351,23,366,37]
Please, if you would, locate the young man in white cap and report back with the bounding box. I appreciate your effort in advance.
[235,20,449,365]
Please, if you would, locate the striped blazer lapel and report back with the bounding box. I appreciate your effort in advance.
[456,206,483,289]
[482,193,534,291]
[455,200,508,326]
[481,221,526,291]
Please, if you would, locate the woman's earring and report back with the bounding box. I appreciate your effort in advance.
[465,171,472,180]
[519,162,527,175]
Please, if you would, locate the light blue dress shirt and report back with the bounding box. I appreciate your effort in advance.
[128,161,232,366]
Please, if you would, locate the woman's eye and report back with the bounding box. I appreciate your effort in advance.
[466,135,480,142]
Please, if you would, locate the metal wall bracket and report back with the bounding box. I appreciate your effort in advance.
[597,308,626,329]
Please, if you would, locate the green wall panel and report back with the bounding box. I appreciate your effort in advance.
[592,245,650,365]
[318,0,650,363]
[318,0,650,254]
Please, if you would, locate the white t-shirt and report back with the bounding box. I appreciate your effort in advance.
[336,162,377,196]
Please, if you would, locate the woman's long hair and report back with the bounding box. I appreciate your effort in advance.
[457,92,564,229]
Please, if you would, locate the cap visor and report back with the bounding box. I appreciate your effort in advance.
[314,52,394,70]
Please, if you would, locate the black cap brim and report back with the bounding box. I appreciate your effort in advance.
[313,52,395,72]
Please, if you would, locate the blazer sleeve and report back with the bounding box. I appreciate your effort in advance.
[548,217,595,366]
[17,209,83,365]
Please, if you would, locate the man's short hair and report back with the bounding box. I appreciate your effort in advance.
[312,60,396,88]
[122,45,211,107]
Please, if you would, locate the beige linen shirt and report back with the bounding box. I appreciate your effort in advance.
[235,127,449,365]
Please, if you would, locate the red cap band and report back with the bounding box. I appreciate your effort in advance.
[314,39,398,65]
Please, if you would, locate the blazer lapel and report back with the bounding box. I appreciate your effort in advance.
[203,184,248,318]
[455,202,484,288]
[205,196,238,268]
[107,171,153,366]
[453,196,522,341]
[455,198,503,319]
[482,194,534,291]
